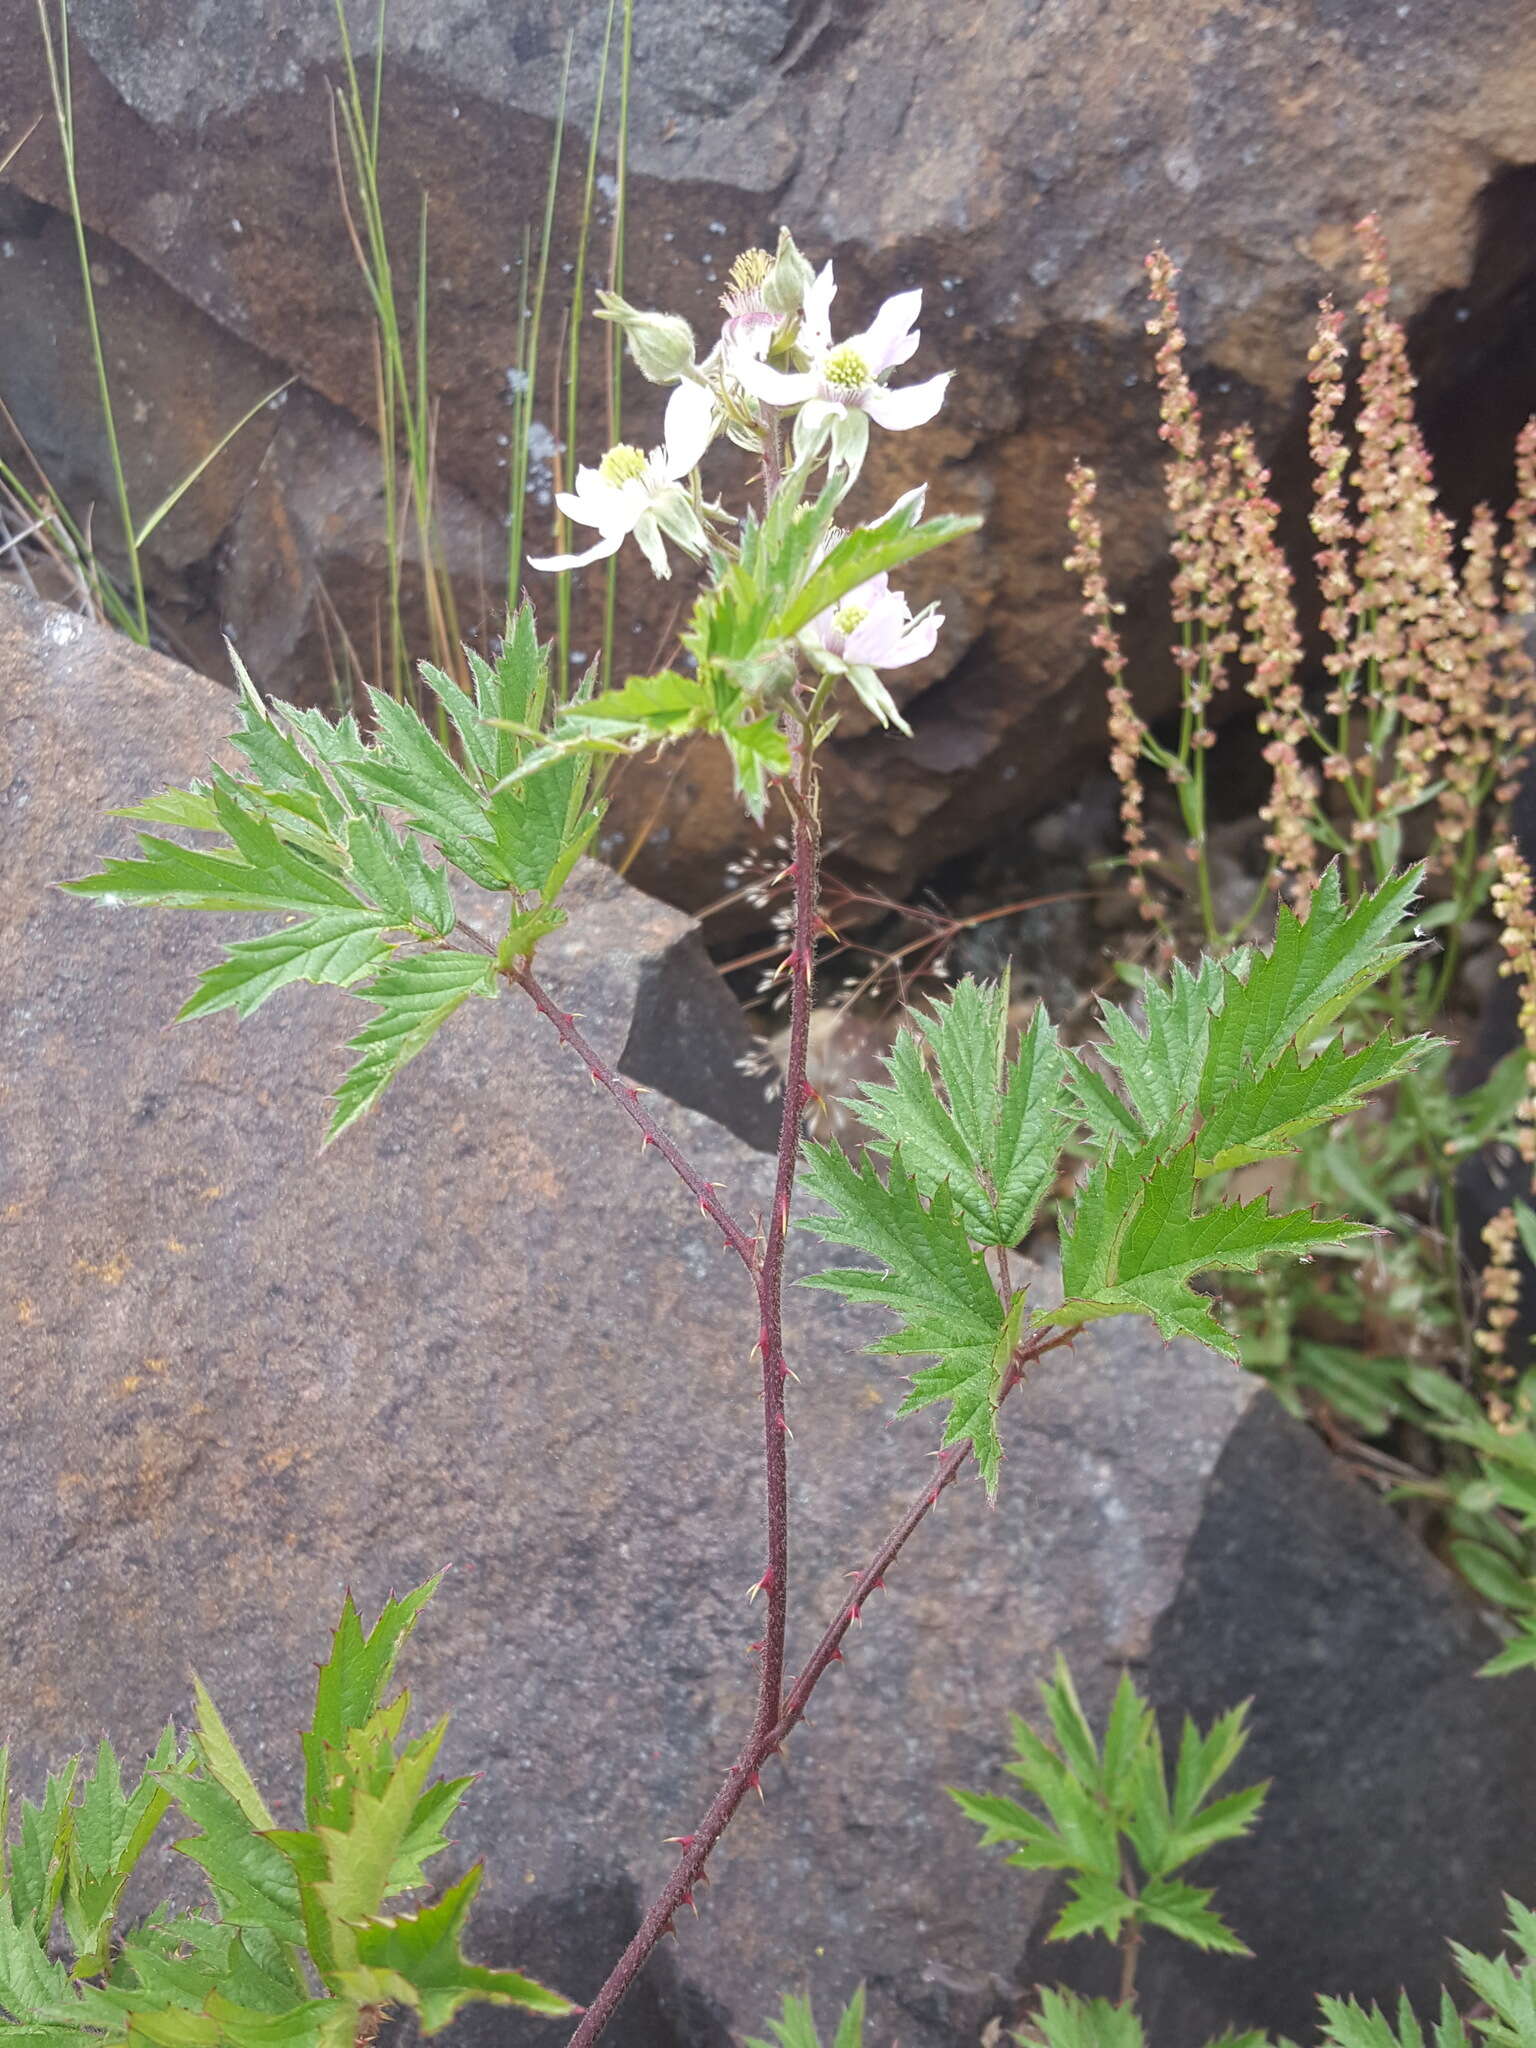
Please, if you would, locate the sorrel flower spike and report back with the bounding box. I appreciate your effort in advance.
[732,263,951,435]
[529,378,717,579]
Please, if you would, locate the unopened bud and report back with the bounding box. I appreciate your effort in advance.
[596,291,696,384]
[762,226,814,319]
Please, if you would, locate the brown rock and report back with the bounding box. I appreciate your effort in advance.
[5,0,1536,901]
[5,591,1536,2045]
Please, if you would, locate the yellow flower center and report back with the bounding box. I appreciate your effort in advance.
[727,248,772,294]
[822,345,870,393]
[832,602,869,636]
[598,443,648,487]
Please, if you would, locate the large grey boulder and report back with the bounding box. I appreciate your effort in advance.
[5,0,1536,901]
[4,589,1536,2045]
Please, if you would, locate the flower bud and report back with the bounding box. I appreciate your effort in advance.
[596,291,697,384]
[762,227,814,319]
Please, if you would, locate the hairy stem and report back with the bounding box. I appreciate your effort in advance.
[751,738,821,1730]
[565,1327,1072,2048]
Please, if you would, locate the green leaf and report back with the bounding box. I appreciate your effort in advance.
[1040,1657,1101,1792]
[1136,1875,1251,1955]
[1043,1138,1370,1355]
[744,1992,826,2048]
[344,691,505,891]
[722,715,793,824]
[1090,955,1227,1149]
[190,1678,276,1832]
[1049,1873,1136,1944]
[1198,865,1422,1109]
[7,1760,78,1940]
[63,1728,182,1973]
[0,1912,76,2023]
[855,980,1067,1246]
[343,1866,575,2031]
[310,1720,449,1975]
[168,1777,306,1947]
[1195,1031,1432,1175]
[302,1581,442,1830]
[177,913,397,1022]
[328,954,496,1143]
[796,1145,1011,1488]
[944,1790,1081,1871]
[66,782,363,917]
[776,500,981,639]
[1019,1988,1145,2048]
[1480,1629,1536,1679]
[113,786,222,833]
[832,1987,866,2048]
[1450,1539,1536,1613]
[342,814,455,938]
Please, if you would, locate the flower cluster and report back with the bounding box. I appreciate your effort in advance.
[532,229,951,703]
[1492,838,1536,1170]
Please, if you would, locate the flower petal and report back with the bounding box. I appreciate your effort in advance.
[662,377,718,478]
[527,530,627,574]
[854,289,923,376]
[801,262,837,354]
[850,603,943,670]
[734,355,819,407]
[863,371,952,431]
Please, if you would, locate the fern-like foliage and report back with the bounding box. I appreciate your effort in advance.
[798,866,1431,1490]
[0,1582,571,2048]
[951,1658,1266,1961]
[65,609,603,1141]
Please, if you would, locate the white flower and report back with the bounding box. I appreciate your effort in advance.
[528,379,717,579]
[810,571,942,671]
[732,265,950,433]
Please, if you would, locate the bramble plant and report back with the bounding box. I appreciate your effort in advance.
[0,1579,573,2046]
[59,227,1436,2044]
[953,1663,1536,2046]
[1068,218,1536,1674]
[952,1659,1268,2007]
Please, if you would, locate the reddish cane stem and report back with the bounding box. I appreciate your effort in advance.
[563,1329,1070,2048]
[509,964,760,1273]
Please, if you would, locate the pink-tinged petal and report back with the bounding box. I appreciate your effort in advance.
[863,371,952,431]
[842,590,914,667]
[527,530,627,574]
[662,378,717,478]
[801,262,837,353]
[735,355,820,407]
[852,604,943,670]
[855,289,923,375]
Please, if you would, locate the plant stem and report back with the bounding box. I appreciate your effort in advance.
[751,738,820,1725]
[508,962,760,1272]
[565,1326,1072,2048]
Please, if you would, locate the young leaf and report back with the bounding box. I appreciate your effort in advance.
[1136,1876,1250,1954]
[302,1581,442,1831]
[328,953,497,1143]
[343,1866,575,2031]
[1018,1988,1145,2048]
[177,913,398,1022]
[0,1912,77,2025]
[1049,1872,1136,1944]
[1043,1139,1370,1355]
[855,981,1067,1246]
[190,1678,276,1833]
[796,1145,1012,1490]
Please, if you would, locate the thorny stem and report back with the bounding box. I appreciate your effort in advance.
[508,963,760,1274]
[565,1327,1074,2048]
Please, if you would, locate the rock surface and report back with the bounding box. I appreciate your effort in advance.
[5,591,1536,2044]
[5,0,1536,901]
